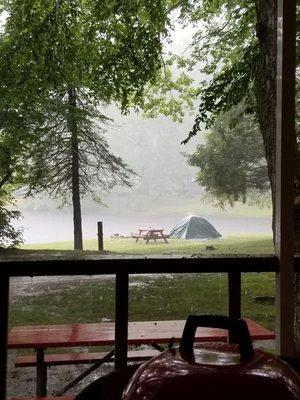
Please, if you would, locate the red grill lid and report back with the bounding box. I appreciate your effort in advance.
[123,316,300,400]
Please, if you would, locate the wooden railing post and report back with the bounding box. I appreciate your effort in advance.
[228,271,241,343]
[97,222,104,251]
[36,348,47,396]
[228,272,241,319]
[0,275,9,400]
[115,272,129,369]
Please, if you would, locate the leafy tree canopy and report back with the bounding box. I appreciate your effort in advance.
[0,201,22,248]
[0,127,25,247]
[177,0,258,143]
[141,1,259,130]
[0,0,173,248]
[187,104,270,207]
[0,0,170,109]
[141,1,269,207]
[24,90,134,205]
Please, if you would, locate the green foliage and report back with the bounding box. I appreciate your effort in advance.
[0,0,172,247]
[140,1,270,208]
[152,1,277,211]
[176,0,258,142]
[1,0,170,109]
[0,199,23,248]
[0,120,27,248]
[0,168,23,248]
[142,59,198,122]
[180,0,256,71]
[0,0,172,173]
[187,105,270,207]
[24,90,134,204]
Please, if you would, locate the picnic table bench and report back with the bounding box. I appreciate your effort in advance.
[8,319,274,397]
[132,229,170,243]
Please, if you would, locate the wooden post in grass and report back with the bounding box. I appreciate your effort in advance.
[97,222,104,251]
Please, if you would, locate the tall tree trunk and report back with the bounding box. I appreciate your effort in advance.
[68,87,83,250]
[254,0,277,238]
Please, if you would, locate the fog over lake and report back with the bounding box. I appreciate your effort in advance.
[15,111,272,244]
[17,209,271,244]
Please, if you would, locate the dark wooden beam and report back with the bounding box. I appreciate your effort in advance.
[275,0,296,356]
[228,272,241,319]
[115,272,129,369]
[0,256,279,277]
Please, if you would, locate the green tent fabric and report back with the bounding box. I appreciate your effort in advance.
[169,215,222,240]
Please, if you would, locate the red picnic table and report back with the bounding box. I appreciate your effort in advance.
[8,319,274,396]
[132,228,170,243]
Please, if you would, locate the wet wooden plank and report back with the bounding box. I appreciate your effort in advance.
[15,349,160,367]
[8,319,274,349]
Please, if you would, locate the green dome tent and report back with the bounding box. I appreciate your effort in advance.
[169,215,222,240]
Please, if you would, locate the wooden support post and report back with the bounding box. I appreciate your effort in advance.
[0,276,9,400]
[275,0,296,357]
[228,272,241,319]
[115,272,129,369]
[36,348,47,396]
[228,272,241,343]
[97,221,104,252]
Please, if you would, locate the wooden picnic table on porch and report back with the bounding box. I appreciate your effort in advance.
[8,319,275,396]
[132,228,170,243]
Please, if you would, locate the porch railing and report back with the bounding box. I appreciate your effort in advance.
[3,254,300,399]
[1,254,293,399]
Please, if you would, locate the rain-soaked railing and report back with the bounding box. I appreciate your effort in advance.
[0,255,286,399]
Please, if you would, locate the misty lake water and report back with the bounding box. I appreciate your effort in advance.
[16,209,272,244]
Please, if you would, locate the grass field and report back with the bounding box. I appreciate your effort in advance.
[9,272,275,332]
[23,235,274,255]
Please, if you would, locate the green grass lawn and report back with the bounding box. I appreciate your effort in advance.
[23,235,274,255]
[9,272,275,331]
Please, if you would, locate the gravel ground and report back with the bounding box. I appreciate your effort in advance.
[9,275,114,299]
[7,349,115,398]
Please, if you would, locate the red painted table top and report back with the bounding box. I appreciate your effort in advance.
[8,319,274,349]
